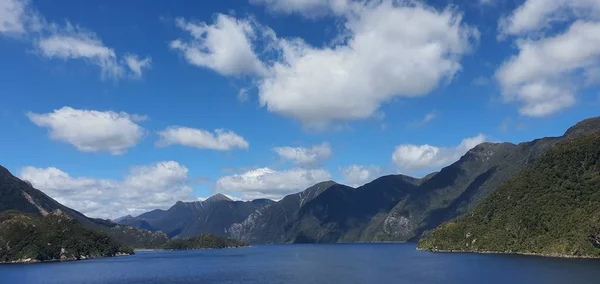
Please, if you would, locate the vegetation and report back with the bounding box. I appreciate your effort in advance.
[103,225,169,249]
[0,212,133,263]
[164,234,248,250]
[418,134,600,257]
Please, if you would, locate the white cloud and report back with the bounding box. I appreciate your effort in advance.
[20,161,194,219]
[495,21,600,117]
[258,1,477,127]
[170,15,267,76]
[27,106,145,155]
[156,126,249,151]
[0,0,150,79]
[392,134,486,173]
[340,164,381,187]
[249,0,349,17]
[215,167,331,200]
[0,0,27,34]
[498,0,600,37]
[238,87,250,102]
[36,23,152,80]
[172,2,477,127]
[409,112,437,127]
[123,54,152,78]
[273,142,331,167]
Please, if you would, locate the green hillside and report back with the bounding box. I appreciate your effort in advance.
[0,212,133,263]
[418,134,600,257]
[165,234,248,250]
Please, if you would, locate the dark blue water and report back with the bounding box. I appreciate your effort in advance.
[1,244,599,284]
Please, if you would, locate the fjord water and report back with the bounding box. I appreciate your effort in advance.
[2,244,599,284]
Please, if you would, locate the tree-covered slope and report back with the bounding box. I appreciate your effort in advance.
[418,134,600,257]
[0,165,169,249]
[0,212,133,263]
[164,234,248,250]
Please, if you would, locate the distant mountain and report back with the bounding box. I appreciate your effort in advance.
[0,211,133,263]
[418,133,600,258]
[229,181,339,243]
[0,166,169,249]
[113,215,157,232]
[120,194,273,239]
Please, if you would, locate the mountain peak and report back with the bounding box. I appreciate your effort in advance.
[564,117,600,139]
[205,193,232,203]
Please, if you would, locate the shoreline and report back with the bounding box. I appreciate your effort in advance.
[417,247,600,259]
[0,252,133,265]
[135,245,250,252]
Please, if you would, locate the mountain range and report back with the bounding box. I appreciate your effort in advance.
[117,117,600,246]
[3,116,600,257]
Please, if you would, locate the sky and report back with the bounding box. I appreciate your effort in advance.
[1,0,599,219]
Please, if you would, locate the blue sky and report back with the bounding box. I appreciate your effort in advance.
[1,0,599,218]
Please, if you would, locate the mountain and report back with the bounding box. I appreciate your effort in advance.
[363,117,600,242]
[281,174,424,243]
[113,215,157,232]
[120,194,273,239]
[228,117,600,244]
[418,133,600,258]
[0,165,169,248]
[229,181,339,243]
[0,211,133,263]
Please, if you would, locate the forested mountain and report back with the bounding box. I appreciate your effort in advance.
[418,133,600,257]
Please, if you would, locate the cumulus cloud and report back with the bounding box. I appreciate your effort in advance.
[170,15,268,77]
[498,0,600,37]
[273,142,331,167]
[496,0,600,117]
[392,134,486,173]
[156,126,249,151]
[27,106,145,155]
[20,161,194,219]
[258,2,477,127]
[340,164,381,187]
[172,1,477,127]
[215,167,331,200]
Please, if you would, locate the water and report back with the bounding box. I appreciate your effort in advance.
[1,244,599,284]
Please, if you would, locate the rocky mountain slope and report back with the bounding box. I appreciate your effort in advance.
[418,133,600,257]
